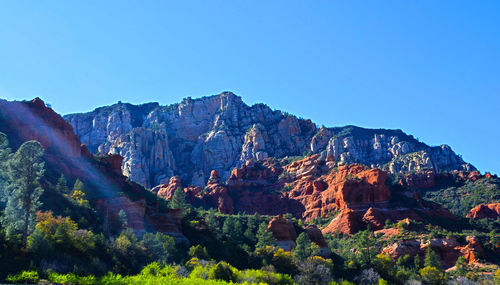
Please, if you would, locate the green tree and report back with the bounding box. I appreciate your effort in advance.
[188,244,209,260]
[141,232,175,264]
[424,247,441,270]
[55,174,70,194]
[293,232,313,261]
[454,256,467,276]
[0,132,11,203]
[414,254,423,269]
[170,188,189,214]
[118,209,128,230]
[205,209,219,231]
[2,141,45,248]
[419,266,443,285]
[355,230,377,268]
[72,178,85,194]
[255,222,276,249]
[208,261,237,282]
[222,216,235,238]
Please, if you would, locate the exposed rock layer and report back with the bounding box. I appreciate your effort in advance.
[64,92,474,188]
[466,203,500,220]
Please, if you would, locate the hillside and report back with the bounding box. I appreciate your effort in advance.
[0,96,498,285]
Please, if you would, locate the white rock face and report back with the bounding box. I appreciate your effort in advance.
[65,92,474,188]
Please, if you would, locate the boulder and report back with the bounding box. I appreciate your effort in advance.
[268,215,297,251]
[466,203,500,220]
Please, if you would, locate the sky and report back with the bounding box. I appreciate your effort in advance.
[0,1,499,174]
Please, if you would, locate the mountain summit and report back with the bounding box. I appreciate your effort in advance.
[64,92,474,188]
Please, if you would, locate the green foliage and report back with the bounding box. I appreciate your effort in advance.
[2,140,45,247]
[293,232,313,261]
[295,259,332,285]
[454,256,467,276]
[0,132,11,203]
[240,268,294,285]
[141,232,176,264]
[171,188,190,214]
[422,176,500,218]
[208,261,238,282]
[188,245,209,260]
[272,248,298,275]
[419,266,444,285]
[56,174,71,194]
[255,222,276,249]
[118,209,128,230]
[354,230,377,269]
[6,270,39,283]
[47,271,96,284]
[424,247,442,270]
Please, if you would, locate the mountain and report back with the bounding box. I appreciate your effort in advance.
[65,92,474,189]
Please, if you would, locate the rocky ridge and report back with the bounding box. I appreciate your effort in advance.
[0,98,185,240]
[64,92,474,189]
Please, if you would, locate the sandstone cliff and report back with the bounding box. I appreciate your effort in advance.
[64,92,474,189]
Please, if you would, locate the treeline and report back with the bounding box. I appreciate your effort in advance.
[1,131,499,284]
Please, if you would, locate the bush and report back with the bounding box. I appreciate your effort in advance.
[419,266,444,285]
[6,270,39,283]
[208,262,238,282]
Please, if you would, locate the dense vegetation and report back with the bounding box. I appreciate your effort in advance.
[0,131,499,284]
[421,177,500,218]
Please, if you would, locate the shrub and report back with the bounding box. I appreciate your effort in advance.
[6,270,39,283]
[419,266,443,285]
[208,262,238,282]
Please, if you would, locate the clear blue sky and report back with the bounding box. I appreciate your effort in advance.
[0,1,499,174]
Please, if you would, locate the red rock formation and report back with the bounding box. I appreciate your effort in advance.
[204,170,234,214]
[382,240,421,259]
[95,196,147,233]
[283,154,327,180]
[382,236,485,268]
[153,176,183,199]
[267,215,297,241]
[228,160,282,188]
[304,225,327,248]
[374,228,400,238]
[0,98,90,159]
[286,164,391,221]
[362,207,386,230]
[399,170,436,189]
[460,236,485,264]
[322,208,363,236]
[268,215,297,251]
[146,208,184,238]
[99,154,124,176]
[466,203,500,220]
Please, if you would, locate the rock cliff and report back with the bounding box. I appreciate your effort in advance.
[466,203,500,220]
[64,92,474,189]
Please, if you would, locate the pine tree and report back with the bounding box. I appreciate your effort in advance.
[255,222,276,249]
[205,209,219,230]
[293,232,312,261]
[455,256,467,275]
[170,188,189,214]
[414,254,423,269]
[73,178,85,194]
[118,209,128,230]
[55,174,70,194]
[222,216,233,236]
[424,247,441,269]
[0,132,12,203]
[2,140,45,248]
